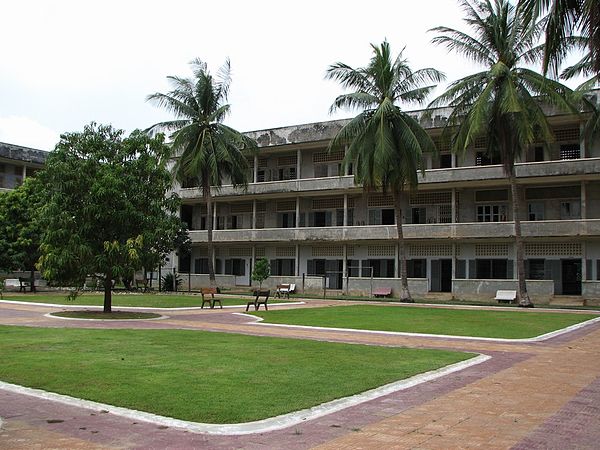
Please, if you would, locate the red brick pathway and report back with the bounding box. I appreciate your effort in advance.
[0,300,599,449]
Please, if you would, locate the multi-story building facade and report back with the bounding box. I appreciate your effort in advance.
[175,95,600,303]
[0,142,47,192]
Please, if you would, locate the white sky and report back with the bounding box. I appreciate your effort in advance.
[0,0,585,151]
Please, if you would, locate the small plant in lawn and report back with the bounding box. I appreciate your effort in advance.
[162,272,182,292]
[252,258,271,288]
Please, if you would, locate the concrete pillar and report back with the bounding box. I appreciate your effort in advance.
[343,194,348,227]
[452,243,457,294]
[344,145,349,176]
[251,245,256,286]
[253,155,258,183]
[582,242,587,281]
[252,199,257,229]
[343,244,348,293]
[581,181,587,220]
[296,149,302,179]
[394,243,399,278]
[295,244,300,276]
[22,165,27,181]
[451,153,456,168]
[451,188,457,223]
[213,202,217,230]
[295,196,300,228]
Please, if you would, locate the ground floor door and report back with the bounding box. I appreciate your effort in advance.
[308,259,343,289]
[561,259,581,295]
[227,258,250,286]
[431,259,452,292]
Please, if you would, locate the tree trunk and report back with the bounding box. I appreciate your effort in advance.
[29,268,36,293]
[203,181,216,286]
[393,190,412,302]
[509,173,533,307]
[103,275,112,313]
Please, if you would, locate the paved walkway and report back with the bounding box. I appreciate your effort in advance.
[0,299,599,449]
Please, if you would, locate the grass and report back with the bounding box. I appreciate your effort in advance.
[0,325,472,423]
[252,305,598,339]
[0,293,291,308]
[50,311,162,320]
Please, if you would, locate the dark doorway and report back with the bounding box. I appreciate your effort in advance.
[561,259,581,295]
[440,259,452,292]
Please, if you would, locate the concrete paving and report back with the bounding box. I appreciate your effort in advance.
[0,298,599,449]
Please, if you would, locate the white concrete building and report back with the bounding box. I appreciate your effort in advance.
[175,94,600,303]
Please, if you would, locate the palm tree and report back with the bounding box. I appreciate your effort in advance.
[147,58,257,284]
[327,41,445,302]
[430,0,576,307]
[518,0,600,76]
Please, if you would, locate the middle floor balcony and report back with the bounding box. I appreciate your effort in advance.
[188,219,600,243]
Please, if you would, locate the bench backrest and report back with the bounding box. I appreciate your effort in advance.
[277,284,290,290]
[495,290,517,299]
[373,287,392,294]
[201,287,218,295]
[255,290,270,301]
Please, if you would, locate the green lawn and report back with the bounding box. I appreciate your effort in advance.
[253,305,598,339]
[0,326,471,423]
[0,293,290,308]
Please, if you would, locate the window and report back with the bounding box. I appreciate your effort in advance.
[277,166,296,181]
[369,208,395,225]
[477,205,507,222]
[194,258,209,274]
[475,152,501,166]
[534,146,544,162]
[277,212,296,228]
[362,259,395,278]
[314,163,341,178]
[412,207,426,224]
[527,259,545,280]
[560,144,580,160]
[440,153,452,168]
[528,202,545,221]
[560,201,581,219]
[270,259,295,276]
[476,259,508,279]
[347,259,360,277]
[407,259,427,278]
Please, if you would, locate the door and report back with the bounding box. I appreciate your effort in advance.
[325,260,343,289]
[230,258,250,286]
[440,259,452,292]
[561,259,581,295]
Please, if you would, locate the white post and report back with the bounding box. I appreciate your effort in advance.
[213,202,217,230]
[581,181,587,220]
[451,188,457,223]
[252,199,257,229]
[296,149,302,179]
[253,155,258,183]
[296,196,301,228]
[343,194,348,227]
[295,244,300,277]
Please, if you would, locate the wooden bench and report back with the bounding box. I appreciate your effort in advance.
[495,290,517,304]
[246,290,270,311]
[373,287,392,298]
[201,287,222,309]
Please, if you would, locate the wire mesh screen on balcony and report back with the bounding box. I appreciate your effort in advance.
[475,244,509,256]
[525,243,582,256]
[313,150,344,163]
[312,246,344,257]
[410,191,452,205]
[408,244,453,257]
[368,245,395,257]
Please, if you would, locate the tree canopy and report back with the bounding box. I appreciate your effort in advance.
[37,123,188,312]
[0,177,43,290]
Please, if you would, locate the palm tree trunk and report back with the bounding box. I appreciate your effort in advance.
[509,173,533,307]
[103,275,112,313]
[203,181,216,286]
[393,190,412,302]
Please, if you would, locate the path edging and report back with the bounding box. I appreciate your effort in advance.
[0,354,489,435]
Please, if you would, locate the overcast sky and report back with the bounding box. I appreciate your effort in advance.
[0,0,584,151]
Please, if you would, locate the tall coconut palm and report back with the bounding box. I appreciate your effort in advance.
[147,58,256,284]
[430,0,577,307]
[518,0,600,76]
[327,41,445,302]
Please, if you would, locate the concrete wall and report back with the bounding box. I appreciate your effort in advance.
[452,279,555,302]
[582,281,600,298]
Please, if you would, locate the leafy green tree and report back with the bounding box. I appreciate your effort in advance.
[0,177,43,291]
[430,0,576,307]
[37,123,187,312]
[327,41,444,302]
[147,58,257,285]
[252,258,271,288]
[518,0,600,76]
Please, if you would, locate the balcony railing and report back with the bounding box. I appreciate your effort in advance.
[179,158,600,199]
[187,219,600,243]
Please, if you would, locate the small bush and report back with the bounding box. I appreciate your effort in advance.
[162,272,182,291]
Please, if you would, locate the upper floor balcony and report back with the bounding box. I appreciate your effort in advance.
[178,157,600,200]
[188,219,600,243]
